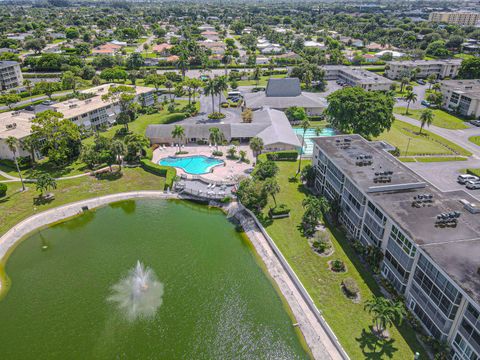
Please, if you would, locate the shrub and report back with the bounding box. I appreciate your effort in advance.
[342,278,359,297]
[331,259,346,272]
[312,231,331,254]
[208,112,226,120]
[220,196,232,203]
[270,204,290,216]
[163,113,187,124]
[0,183,7,197]
[265,151,299,161]
[140,159,176,190]
[115,128,129,138]
[221,102,229,108]
[389,147,401,157]
[212,150,223,156]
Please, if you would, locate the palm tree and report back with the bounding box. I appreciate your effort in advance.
[176,54,189,79]
[249,137,264,162]
[6,136,25,191]
[239,150,247,162]
[35,172,57,198]
[110,140,126,172]
[297,118,310,175]
[252,66,261,87]
[404,91,417,115]
[209,127,224,150]
[364,296,405,336]
[165,80,173,100]
[171,125,185,153]
[222,53,232,77]
[400,76,409,93]
[427,73,437,90]
[263,177,280,207]
[23,79,33,102]
[203,79,216,114]
[419,108,434,134]
[214,76,228,113]
[302,196,330,220]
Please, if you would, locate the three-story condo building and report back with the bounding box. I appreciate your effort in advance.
[312,135,480,360]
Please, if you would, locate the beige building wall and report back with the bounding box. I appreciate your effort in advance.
[429,12,480,26]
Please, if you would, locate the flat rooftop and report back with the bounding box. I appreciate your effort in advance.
[387,59,462,67]
[52,84,153,119]
[323,65,392,85]
[0,61,20,69]
[313,135,480,302]
[441,79,480,100]
[0,111,34,139]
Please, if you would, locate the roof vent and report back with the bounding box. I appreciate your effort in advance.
[412,194,434,208]
[5,123,17,130]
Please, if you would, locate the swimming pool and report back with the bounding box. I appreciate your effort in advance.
[293,127,336,155]
[159,155,224,175]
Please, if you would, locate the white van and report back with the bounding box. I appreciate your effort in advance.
[458,174,479,184]
[227,91,242,99]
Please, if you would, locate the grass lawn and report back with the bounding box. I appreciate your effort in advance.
[399,156,468,163]
[83,100,190,145]
[467,168,480,177]
[0,167,165,237]
[260,161,426,359]
[469,136,480,146]
[374,120,471,157]
[236,74,286,86]
[394,107,469,130]
[0,158,91,179]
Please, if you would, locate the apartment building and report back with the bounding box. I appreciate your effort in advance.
[312,135,480,359]
[429,11,480,26]
[440,79,480,119]
[322,65,393,91]
[0,84,155,160]
[0,61,23,90]
[385,59,462,80]
[51,84,154,129]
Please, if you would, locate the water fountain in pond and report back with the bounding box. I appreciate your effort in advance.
[107,261,164,322]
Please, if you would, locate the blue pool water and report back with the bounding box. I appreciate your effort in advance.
[293,127,336,155]
[159,155,224,175]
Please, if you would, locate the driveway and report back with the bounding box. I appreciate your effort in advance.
[395,84,428,110]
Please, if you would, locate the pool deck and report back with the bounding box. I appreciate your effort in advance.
[152,145,255,183]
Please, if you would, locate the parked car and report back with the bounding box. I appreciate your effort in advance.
[458,174,479,184]
[466,182,480,190]
[421,100,431,107]
[417,79,426,85]
[469,120,480,127]
[24,105,35,111]
[42,100,54,106]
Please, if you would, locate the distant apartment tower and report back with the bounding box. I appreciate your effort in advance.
[440,79,480,119]
[429,11,480,26]
[385,59,462,80]
[322,65,393,91]
[0,61,23,90]
[312,135,480,360]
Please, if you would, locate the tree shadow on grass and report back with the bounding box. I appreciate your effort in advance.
[95,171,123,181]
[356,328,398,360]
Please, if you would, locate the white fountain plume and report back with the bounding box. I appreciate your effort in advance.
[107,261,164,322]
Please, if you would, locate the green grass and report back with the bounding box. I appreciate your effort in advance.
[469,136,480,146]
[399,156,468,163]
[83,101,190,145]
[0,158,91,179]
[454,53,476,60]
[260,161,426,359]
[467,168,480,177]
[0,167,165,237]
[374,120,472,157]
[236,74,286,86]
[394,108,469,130]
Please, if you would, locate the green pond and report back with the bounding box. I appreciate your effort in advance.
[0,199,310,359]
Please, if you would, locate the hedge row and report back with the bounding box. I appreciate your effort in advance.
[265,150,299,161]
[162,113,187,124]
[466,168,480,177]
[140,159,176,190]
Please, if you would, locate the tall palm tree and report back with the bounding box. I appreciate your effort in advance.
[214,76,228,113]
[171,125,185,153]
[35,172,57,198]
[208,127,224,150]
[297,118,310,175]
[249,136,264,162]
[404,91,417,115]
[427,73,437,90]
[6,136,25,191]
[176,53,189,79]
[263,177,280,207]
[23,79,33,102]
[110,140,126,172]
[419,108,434,134]
[203,79,216,114]
[222,53,232,77]
[253,66,261,87]
[400,76,409,93]
[364,296,405,335]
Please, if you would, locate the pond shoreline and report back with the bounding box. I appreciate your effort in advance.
[0,191,347,360]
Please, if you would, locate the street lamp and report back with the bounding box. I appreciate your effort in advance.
[405,137,412,157]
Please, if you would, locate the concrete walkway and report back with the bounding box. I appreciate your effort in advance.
[236,209,348,360]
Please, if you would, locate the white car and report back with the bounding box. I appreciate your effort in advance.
[458,174,479,184]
